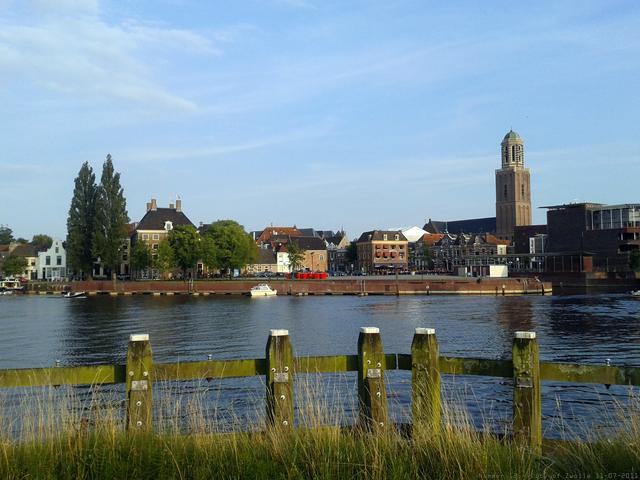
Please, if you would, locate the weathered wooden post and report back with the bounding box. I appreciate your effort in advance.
[411,328,440,434]
[357,327,388,431]
[266,329,294,428]
[125,334,153,432]
[512,331,541,451]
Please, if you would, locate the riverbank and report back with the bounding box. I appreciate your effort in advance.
[1,421,637,479]
[23,277,552,296]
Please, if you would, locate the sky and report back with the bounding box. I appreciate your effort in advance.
[1,0,639,241]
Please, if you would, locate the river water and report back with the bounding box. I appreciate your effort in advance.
[1,293,639,437]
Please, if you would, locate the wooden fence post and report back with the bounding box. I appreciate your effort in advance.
[357,327,388,431]
[266,329,294,428]
[411,327,440,434]
[512,331,541,450]
[125,334,153,432]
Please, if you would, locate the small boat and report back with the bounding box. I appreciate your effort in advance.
[250,284,277,297]
[631,290,640,297]
[64,291,87,298]
[0,279,24,294]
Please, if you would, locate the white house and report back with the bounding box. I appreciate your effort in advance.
[37,239,68,280]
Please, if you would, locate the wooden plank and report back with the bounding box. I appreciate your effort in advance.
[153,358,267,381]
[411,328,440,434]
[540,362,640,386]
[294,355,358,373]
[126,334,153,432]
[512,331,542,452]
[0,364,126,388]
[397,353,412,370]
[439,356,512,378]
[357,327,388,431]
[266,329,294,429]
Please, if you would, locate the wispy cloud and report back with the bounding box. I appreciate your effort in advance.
[0,1,219,111]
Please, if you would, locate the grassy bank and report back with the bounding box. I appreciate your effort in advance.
[1,422,640,479]
[1,383,638,479]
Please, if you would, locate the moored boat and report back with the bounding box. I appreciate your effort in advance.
[250,284,277,297]
[631,290,640,297]
[0,279,24,294]
[63,291,87,298]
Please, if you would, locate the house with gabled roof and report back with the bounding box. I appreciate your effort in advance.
[134,198,195,254]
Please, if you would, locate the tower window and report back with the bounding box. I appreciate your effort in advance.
[521,184,525,199]
[504,184,507,200]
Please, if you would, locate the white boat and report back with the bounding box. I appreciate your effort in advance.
[631,290,640,297]
[250,284,277,297]
[64,291,87,298]
[0,279,23,294]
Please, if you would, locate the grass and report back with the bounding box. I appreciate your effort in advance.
[0,379,638,479]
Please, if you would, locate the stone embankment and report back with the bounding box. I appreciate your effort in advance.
[49,277,552,296]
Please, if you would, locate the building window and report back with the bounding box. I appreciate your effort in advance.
[46,256,51,265]
[122,254,128,261]
[152,244,159,250]
[504,184,507,199]
[141,234,149,240]
[383,234,388,241]
[152,234,159,240]
[55,247,59,253]
[164,221,173,231]
[521,184,524,199]
[56,256,62,266]
[395,234,399,240]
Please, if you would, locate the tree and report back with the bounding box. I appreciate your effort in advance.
[1,255,27,277]
[31,234,53,252]
[167,225,200,278]
[287,240,305,273]
[92,154,129,278]
[630,250,640,272]
[155,239,175,279]
[16,238,28,244]
[0,225,14,244]
[203,220,257,277]
[130,240,152,278]
[67,162,97,277]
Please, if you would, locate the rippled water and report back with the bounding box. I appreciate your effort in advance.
[1,293,639,436]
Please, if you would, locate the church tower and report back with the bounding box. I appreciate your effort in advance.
[495,130,532,241]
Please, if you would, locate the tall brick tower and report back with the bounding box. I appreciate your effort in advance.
[495,130,532,241]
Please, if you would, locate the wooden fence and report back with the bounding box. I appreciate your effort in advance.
[1,328,639,450]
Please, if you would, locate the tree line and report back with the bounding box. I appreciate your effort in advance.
[65,156,258,280]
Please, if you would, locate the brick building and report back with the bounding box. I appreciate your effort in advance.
[356,230,408,273]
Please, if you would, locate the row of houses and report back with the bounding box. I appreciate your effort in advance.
[0,239,68,280]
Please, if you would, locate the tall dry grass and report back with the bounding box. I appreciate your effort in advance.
[0,376,638,479]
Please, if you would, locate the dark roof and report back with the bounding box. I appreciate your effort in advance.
[293,236,326,250]
[357,230,408,243]
[423,217,496,235]
[325,233,347,246]
[137,208,194,231]
[11,244,37,257]
[254,249,277,264]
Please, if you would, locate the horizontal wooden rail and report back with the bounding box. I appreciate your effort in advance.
[2,357,639,388]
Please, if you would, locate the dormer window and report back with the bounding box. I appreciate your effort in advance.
[394,234,399,241]
[164,221,173,231]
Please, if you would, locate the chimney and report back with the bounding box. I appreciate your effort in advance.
[175,199,182,212]
[169,203,175,209]
[150,198,157,211]
[146,202,151,211]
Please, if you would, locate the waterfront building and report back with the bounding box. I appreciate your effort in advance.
[243,248,278,275]
[356,230,409,273]
[325,231,350,272]
[543,202,640,271]
[495,130,532,241]
[37,239,68,280]
[9,244,38,280]
[296,236,328,272]
[255,227,302,245]
[134,198,195,256]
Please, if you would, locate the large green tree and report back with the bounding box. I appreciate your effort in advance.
[66,162,97,277]
[0,225,14,244]
[1,255,27,277]
[130,240,152,278]
[203,220,257,277]
[93,155,129,277]
[31,234,53,252]
[155,239,175,279]
[167,225,201,278]
[287,240,305,273]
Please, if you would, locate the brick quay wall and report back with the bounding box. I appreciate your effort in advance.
[54,277,552,296]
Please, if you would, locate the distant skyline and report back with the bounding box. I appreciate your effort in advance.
[1,0,639,240]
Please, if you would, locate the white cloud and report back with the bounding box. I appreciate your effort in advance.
[0,2,218,110]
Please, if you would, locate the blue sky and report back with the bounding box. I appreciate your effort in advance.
[1,0,639,240]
